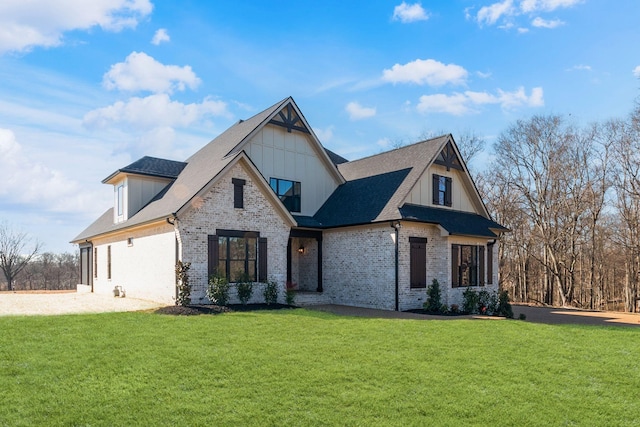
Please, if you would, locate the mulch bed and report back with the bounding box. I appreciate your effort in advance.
[155,303,294,316]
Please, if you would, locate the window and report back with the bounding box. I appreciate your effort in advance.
[208,230,268,282]
[107,245,112,280]
[409,237,427,288]
[80,246,91,285]
[432,174,452,207]
[232,178,245,209]
[117,185,124,216]
[270,178,301,212]
[451,244,485,287]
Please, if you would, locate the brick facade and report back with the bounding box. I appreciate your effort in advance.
[177,161,291,304]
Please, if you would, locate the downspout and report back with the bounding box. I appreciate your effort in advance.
[391,221,401,311]
[167,214,179,302]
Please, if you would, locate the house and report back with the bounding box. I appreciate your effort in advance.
[72,97,507,311]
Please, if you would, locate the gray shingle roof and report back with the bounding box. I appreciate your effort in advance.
[399,204,508,238]
[336,135,449,223]
[102,156,187,183]
[72,98,291,242]
[310,168,412,227]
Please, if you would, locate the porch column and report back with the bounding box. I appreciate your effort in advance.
[317,236,323,293]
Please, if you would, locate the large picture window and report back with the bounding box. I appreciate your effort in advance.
[208,230,267,283]
[451,244,485,287]
[270,178,301,212]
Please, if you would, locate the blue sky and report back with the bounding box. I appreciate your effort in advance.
[0,0,639,253]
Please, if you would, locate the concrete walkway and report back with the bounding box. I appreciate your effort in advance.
[0,291,164,316]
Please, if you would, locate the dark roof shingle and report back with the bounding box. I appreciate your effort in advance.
[399,204,508,238]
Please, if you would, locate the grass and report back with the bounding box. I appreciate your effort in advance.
[0,309,639,426]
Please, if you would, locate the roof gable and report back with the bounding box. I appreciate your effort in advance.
[102,156,187,184]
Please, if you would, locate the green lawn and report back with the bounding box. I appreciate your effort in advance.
[0,309,639,426]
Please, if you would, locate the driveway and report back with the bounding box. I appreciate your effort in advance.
[307,304,640,327]
[0,291,164,316]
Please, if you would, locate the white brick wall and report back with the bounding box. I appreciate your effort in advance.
[177,162,291,304]
[323,224,396,310]
[92,222,176,304]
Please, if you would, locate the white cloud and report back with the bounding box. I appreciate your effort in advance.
[520,0,582,13]
[477,0,514,26]
[392,2,429,23]
[0,128,97,212]
[567,64,592,72]
[103,52,201,94]
[417,86,544,115]
[313,126,334,143]
[151,28,170,45]
[531,17,564,28]
[345,102,376,120]
[83,94,230,131]
[517,27,530,33]
[382,59,468,86]
[0,0,153,54]
[633,66,640,78]
[475,0,581,29]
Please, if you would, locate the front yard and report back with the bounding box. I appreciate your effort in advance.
[0,308,638,426]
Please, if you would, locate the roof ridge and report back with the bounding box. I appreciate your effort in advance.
[346,134,450,164]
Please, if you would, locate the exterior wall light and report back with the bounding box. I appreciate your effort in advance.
[298,245,305,254]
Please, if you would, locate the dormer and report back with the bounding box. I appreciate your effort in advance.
[102,156,187,223]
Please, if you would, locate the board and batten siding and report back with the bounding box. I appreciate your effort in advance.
[245,124,340,216]
[405,164,479,214]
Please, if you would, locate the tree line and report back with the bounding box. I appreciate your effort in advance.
[476,103,640,312]
[0,222,78,292]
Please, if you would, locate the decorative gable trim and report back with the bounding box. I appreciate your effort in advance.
[225,97,345,185]
[433,141,463,171]
[269,103,310,134]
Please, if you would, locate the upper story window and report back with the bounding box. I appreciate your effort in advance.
[270,178,301,213]
[116,185,124,216]
[432,174,452,207]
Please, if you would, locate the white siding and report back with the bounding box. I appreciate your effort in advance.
[127,176,172,218]
[246,124,339,216]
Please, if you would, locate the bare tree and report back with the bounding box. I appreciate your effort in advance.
[0,222,41,291]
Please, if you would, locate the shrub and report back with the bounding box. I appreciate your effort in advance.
[424,279,443,314]
[477,289,493,315]
[236,272,254,305]
[263,279,279,305]
[519,313,527,321]
[175,261,191,307]
[207,274,230,306]
[449,304,460,314]
[462,287,479,314]
[497,290,514,319]
[285,281,297,306]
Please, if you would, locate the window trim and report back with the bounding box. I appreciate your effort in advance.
[432,174,452,207]
[451,244,487,288]
[270,177,301,213]
[208,229,267,283]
